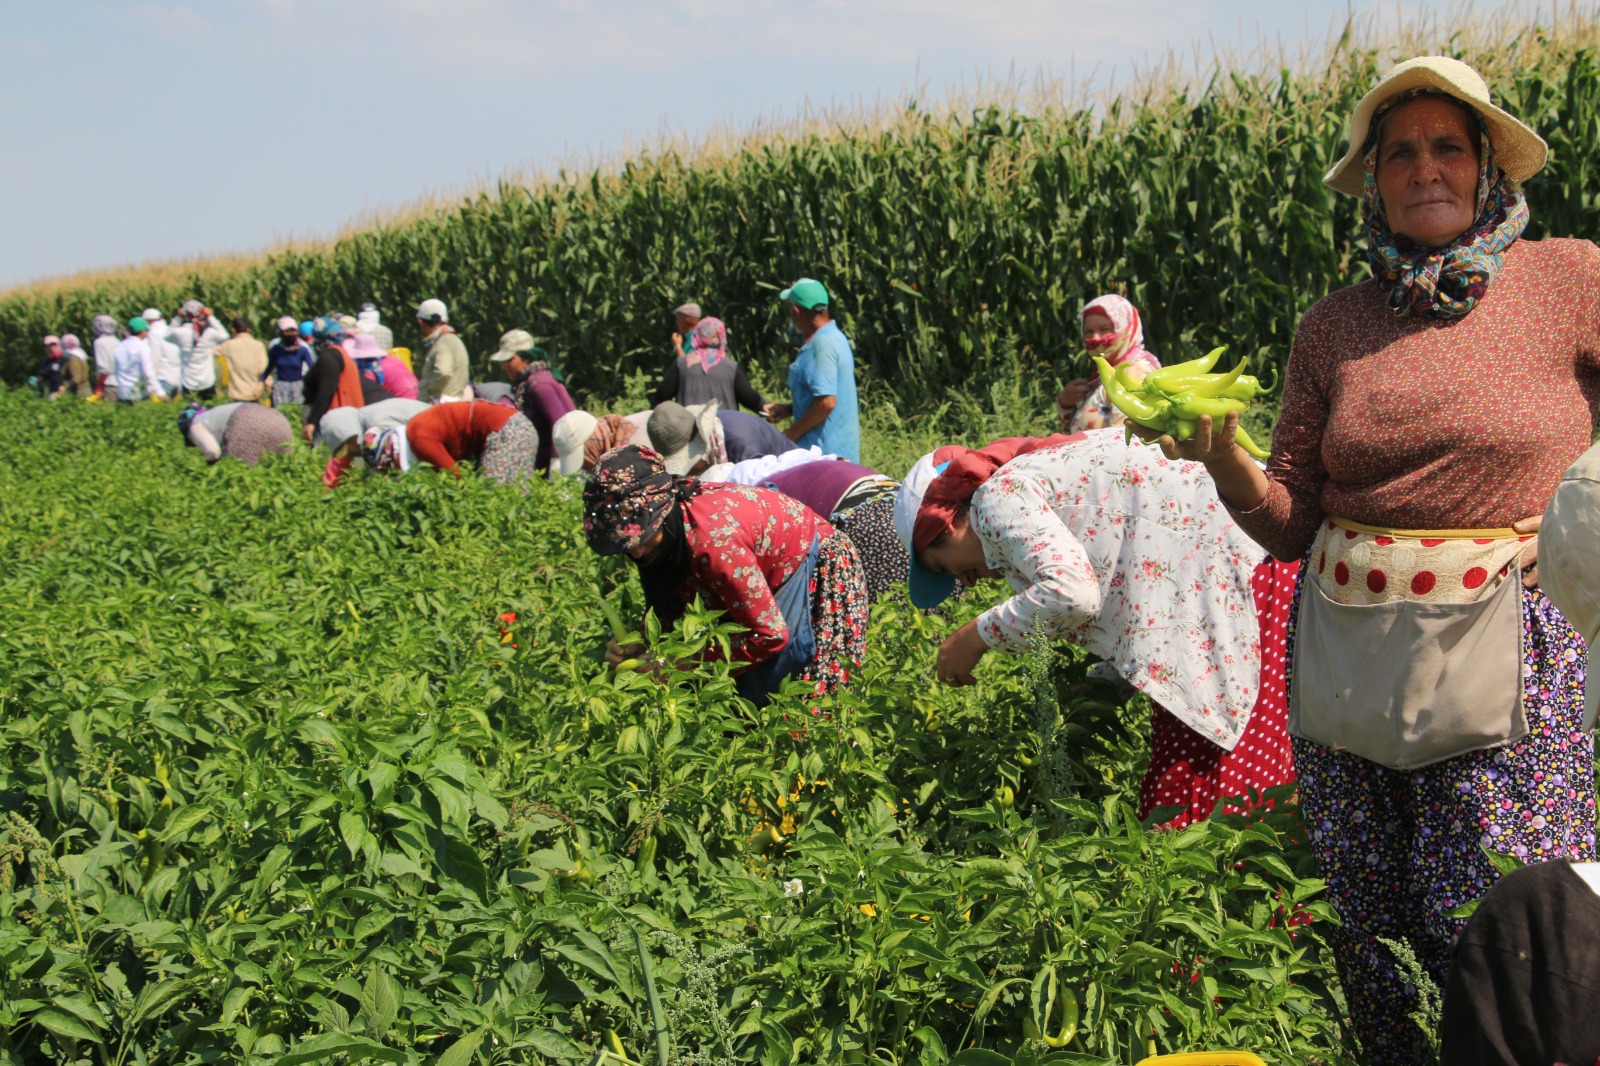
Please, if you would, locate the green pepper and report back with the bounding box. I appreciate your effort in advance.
[1234,426,1272,460]
[1142,345,1224,389]
[1093,357,1169,430]
[1168,393,1249,420]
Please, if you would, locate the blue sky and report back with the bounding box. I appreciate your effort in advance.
[3,0,1470,288]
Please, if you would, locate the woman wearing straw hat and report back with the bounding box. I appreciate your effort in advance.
[1152,56,1599,1062]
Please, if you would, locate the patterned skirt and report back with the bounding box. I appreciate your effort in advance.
[1138,556,1299,829]
[1290,574,1596,1066]
[832,494,907,604]
[794,530,869,696]
[479,412,541,486]
[220,405,294,466]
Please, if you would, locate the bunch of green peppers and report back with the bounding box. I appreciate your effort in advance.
[1092,346,1272,459]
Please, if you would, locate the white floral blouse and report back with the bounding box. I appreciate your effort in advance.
[970,430,1266,750]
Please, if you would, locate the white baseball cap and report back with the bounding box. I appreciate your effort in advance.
[552,410,599,476]
[1539,442,1600,729]
[415,298,448,322]
[893,451,958,608]
[142,307,164,321]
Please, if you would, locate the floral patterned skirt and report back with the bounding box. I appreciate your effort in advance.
[479,412,541,486]
[794,531,869,695]
[832,494,907,604]
[220,404,294,466]
[1291,575,1596,1066]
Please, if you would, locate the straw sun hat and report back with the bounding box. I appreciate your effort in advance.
[1323,56,1548,197]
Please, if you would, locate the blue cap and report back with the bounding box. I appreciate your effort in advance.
[908,560,958,610]
[298,320,314,338]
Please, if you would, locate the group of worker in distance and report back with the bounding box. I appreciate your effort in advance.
[25,55,1600,1065]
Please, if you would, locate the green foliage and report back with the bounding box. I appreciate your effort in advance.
[6,23,1600,418]
[0,393,1358,1063]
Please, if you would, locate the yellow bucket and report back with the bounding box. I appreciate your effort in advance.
[389,347,412,371]
[1132,1049,1267,1056]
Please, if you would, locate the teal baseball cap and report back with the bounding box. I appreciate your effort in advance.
[128,316,149,333]
[779,277,829,310]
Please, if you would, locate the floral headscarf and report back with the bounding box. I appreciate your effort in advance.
[362,427,410,473]
[1080,295,1156,368]
[685,317,729,374]
[1362,89,1530,319]
[582,445,703,556]
[176,402,205,440]
[91,315,118,338]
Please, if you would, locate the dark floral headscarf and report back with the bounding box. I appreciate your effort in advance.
[1362,88,1529,319]
[582,445,703,556]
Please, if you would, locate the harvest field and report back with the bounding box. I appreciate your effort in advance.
[10,10,1600,1065]
[0,393,1349,1064]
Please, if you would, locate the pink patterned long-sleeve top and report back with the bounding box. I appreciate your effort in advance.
[969,431,1266,749]
[656,484,835,666]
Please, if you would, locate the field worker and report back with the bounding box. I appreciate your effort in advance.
[357,303,395,350]
[415,298,469,403]
[376,347,419,400]
[585,445,868,706]
[651,316,768,414]
[764,278,860,462]
[1054,294,1164,432]
[647,401,725,475]
[895,431,1299,830]
[670,301,701,355]
[317,397,428,487]
[214,317,269,402]
[706,455,908,605]
[1435,443,1600,1065]
[345,331,389,386]
[551,410,654,476]
[91,315,120,398]
[176,401,294,465]
[1159,57,1599,1062]
[60,334,92,397]
[169,300,227,398]
[301,317,390,443]
[110,317,165,402]
[367,400,539,486]
[490,329,575,475]
[143,308,182,397]
[37,336,65,398]
[263,317,314,406]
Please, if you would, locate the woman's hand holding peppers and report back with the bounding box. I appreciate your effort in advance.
[1131,412,1270,512]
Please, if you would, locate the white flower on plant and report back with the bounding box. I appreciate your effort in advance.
[782,878,803,898]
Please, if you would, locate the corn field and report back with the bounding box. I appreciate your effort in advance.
[6,10,1600,409]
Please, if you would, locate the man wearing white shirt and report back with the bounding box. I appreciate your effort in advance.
[90,314,120,399]
[143,308,182,397]
[111,317,166,402]
[168,299,229,399]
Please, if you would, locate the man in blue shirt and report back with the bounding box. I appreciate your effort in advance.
[764,277,861,463]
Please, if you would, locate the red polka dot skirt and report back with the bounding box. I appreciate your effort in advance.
[1138,557,1299,829]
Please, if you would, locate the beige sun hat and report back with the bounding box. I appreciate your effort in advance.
[1324,56,1548,197]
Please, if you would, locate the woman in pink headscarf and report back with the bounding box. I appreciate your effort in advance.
[1054,294,1163,432]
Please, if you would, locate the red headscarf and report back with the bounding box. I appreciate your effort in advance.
[911,434,1083,552]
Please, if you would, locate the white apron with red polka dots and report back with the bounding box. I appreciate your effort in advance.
[1288,519,1531,770]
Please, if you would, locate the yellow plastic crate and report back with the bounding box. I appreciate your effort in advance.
[389,346,413,371]
[1135,1054,1266,1066]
